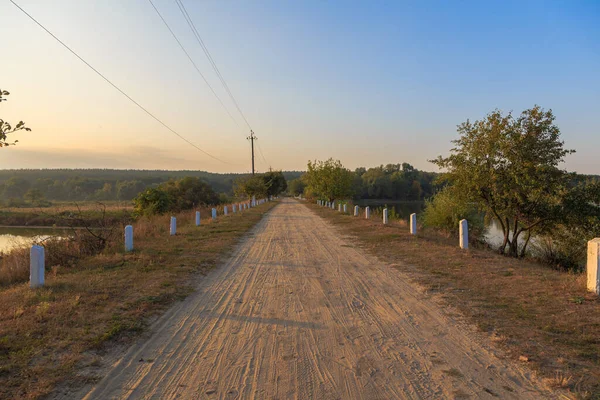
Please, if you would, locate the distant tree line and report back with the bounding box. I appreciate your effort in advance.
[0,169,302,206]
[289,160,438,202]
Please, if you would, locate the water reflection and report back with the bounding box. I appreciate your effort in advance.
[0,227,66,253]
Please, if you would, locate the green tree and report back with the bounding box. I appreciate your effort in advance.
[305,158,354,202]
[287,178,306,196]
[161,177,219,211]
[432,106,577,257]
[233,175,268,199]
[3,177,30,199]
[23,188,45,205]
[263,170,287,197]
[133,187,172,216]
[0,89,31,147]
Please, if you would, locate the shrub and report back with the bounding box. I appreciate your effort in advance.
[422,186,486,241]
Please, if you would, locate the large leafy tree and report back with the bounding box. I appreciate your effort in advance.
[1,89,31,147]
[233,175,268,199]
[432,106,578,257]
[263,170,287,197]
[233,171,287,199]
[305,158,354,202]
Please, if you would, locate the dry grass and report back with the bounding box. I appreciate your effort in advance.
[309,202,600,398]
[0,201,276,399]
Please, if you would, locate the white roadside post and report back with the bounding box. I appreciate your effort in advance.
[252,195,256,207]
[410,213,417,235]
[29,245,45,288]
[354,205,359,216]
[338,204,342,212]
[212,208,217,220]
[365,206,370,219]
[587,238,600,295]
[124,225,133,252]
[331,201,335,210]
[170,217,177,235]
[233,204,237,213]
[383,208,388,224]
[343,204,347,213]
[459,219,468,249]
[224,206,228,216]
[195,211,201,226]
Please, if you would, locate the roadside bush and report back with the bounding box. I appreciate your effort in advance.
[533,224,599,272]
[134,177,218,216]
[422,186,486,241]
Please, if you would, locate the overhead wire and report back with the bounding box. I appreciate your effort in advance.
[9,0,232,164]
[256,141,269,167]
[175,0,253,131]
[148,0,240,129]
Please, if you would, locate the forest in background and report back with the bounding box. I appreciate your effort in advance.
[0,169,303,205]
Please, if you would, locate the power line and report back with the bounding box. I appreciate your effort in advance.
[10,0,231,164]
[256,141,268,166]
[175,0,253,131]
[148,0,240,129]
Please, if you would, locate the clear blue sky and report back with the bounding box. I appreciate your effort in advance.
[1,0,598,173]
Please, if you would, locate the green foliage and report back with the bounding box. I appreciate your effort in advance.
[133,187,172,217]
[534,181,600,270]
[0,89,31,147]
[432,106,581,257]
[263,170,287,197]
[422,186,486,240]
[233,170,287,199]
[0,170,302,203]
[160,177,219,211]
[287,178,306,196]
[353,163,435,201]
[234,175,268,199]
[133,177,218,216]
[305,159,354,201]
[23,189,46,206]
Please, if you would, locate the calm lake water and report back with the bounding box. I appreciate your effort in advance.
[0,227,66,253]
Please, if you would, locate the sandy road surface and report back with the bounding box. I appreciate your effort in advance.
[84,199,555,399]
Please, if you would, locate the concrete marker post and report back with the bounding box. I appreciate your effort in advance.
[195,211,201,226]
[233,204,237,213]
[224,206,228,216]
[459,219,468,249]
[410,213,417,235]
[354,205,359,216]
[170,217,177,236]
[587,238,600,295]
[343,204,347,213]
[383,208,388,224]
[365,206,370,219]
[124,225,133,252]
[212,208,217,220]
[338,204,342,212]
[29,245,45,288]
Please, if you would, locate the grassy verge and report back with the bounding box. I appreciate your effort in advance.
[308,201,600,398]
[0,201,277,399]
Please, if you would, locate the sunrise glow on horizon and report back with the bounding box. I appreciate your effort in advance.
[2,0,599,174]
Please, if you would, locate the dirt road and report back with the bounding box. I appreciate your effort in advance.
[84,199,555,399]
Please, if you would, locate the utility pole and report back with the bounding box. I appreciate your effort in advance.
[247,130,256,175]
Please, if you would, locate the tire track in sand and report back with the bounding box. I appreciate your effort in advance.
[84,198,558,399]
